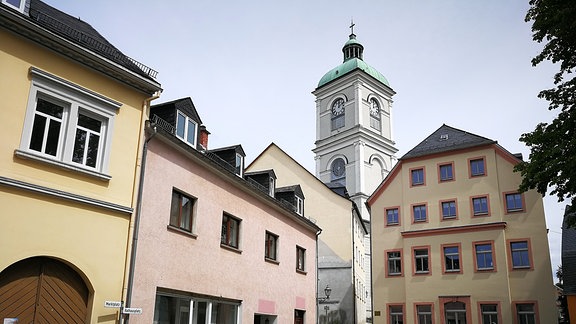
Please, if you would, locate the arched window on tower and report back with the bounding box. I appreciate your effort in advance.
[369,98,381,131]
[331,158,346,186]
[331,98,345,130]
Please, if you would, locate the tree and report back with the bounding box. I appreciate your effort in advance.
[514,0,576,209]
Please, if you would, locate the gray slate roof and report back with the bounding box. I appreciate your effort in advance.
[401,124,496,160]
[26,0,156,80]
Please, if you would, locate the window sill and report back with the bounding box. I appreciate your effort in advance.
[265,258,279,265]
[473,213,489,217]
[296,269,307,275]
[15,149,111,181]
[414,271,430,275]
[444,270,462,274]
[506,209,525,214]
[512,266,532,271]
[221,244,242,254]
[167,225,197,239]
[476,268,495,272]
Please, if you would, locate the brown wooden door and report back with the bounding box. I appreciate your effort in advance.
[0,257,89,323]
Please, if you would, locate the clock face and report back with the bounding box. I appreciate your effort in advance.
[332,158,345,177]
[331,99,345,116]
[370,99,380,116]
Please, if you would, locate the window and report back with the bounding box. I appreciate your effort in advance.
[154,292,239,324]
[2,0,25,12]
[331,98,345,130]
[389,305,404,324]
[444,302,467,324]
[505,192,524,213]
[414,247,430,274]
[176,111,198,148]
[470,157,486,177]
[387,250,402,276]
[369,98,381,131]
[474,242,494,271]
[170,190,195,233]
[439,163,454,181]
[515,303,536,324]
[295,196,304,216]
[416,304,432,324]
[443,245,461,273]
[480,304,499,324]
[412,204,427,223]
[510,240,531,269]
[296,246,306,272]
[441,200,457,219]
[386,208,399,226]
[18,68,118,177]
[472,195,489,216]
[411,168,425,186]
[265,231,278,261]
[221,213,240,249]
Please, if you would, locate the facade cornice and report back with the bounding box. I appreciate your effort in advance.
[401,222,507,238]
[0,176,133,214]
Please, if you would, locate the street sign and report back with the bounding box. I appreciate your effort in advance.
[123,307,143,315]
[104,301,122,308]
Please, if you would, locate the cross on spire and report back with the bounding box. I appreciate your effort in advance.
[350,19,355,35]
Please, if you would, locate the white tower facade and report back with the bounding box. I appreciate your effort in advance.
[313,31,398,222]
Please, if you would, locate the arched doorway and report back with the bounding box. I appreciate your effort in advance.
[0,257,89,323]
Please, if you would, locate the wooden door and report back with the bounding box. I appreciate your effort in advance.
[0,257,89,323]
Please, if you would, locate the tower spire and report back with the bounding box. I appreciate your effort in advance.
[342,21,363,62]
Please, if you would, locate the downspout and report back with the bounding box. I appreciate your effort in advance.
[351,203,357,324]
[124,91,160,323]
[316,229,321,324]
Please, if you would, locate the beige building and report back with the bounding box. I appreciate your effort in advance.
[247,143,368,324]
[367,124,556,324]
[0,0,161,322]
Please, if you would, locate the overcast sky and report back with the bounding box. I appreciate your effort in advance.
[44,0,567,275]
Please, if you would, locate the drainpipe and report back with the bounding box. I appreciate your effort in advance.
[316,229,321,324]
[123,91,160,323]
[351,205,357,324]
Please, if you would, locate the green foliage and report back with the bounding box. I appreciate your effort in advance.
[515,0,576,207]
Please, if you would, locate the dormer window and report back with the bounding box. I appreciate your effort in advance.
[176,111,197,148]
[235,153,243,177]
[2,0,26,13]
[295,196,304,216]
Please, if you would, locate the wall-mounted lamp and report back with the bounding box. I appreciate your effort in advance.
[318,284,331,302]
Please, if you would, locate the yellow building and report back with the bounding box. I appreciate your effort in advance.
[367,124,556,324]
[0,0,161,323]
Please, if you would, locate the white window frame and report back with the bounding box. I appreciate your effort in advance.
[2,0,26,13]
[175,110,198,148]
[17,68,119,180]
[295,196,304,215]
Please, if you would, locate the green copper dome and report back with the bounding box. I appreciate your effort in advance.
[317,32,389,88]
[318,58,389,88]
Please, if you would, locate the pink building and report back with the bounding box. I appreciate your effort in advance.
[127,98,320,324]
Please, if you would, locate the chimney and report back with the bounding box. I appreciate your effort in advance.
[199,125,210,150]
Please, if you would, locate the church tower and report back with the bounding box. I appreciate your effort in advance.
[313,25,398,221]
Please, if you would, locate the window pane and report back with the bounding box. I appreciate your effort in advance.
[471,159,485,176]
[411,169,424,185]
[387,209,399,224]
[176,113,186,138]
[170,192,180,227]
[86,133,100,167]
[413,205,426,222]
[442,201,456,218]
[187,119,196,145]
[180,195,192,231]
[78,114,101,131]
[30,115,47,152]
[6,0,22,7]
[37,98,64,118]
[506,193,523,211]
[440,164,453,181]
[511,241,530,268]
[444,246,460,271]
[473,197,488,215]
[476,244,493,269]
[72,129,87,163]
